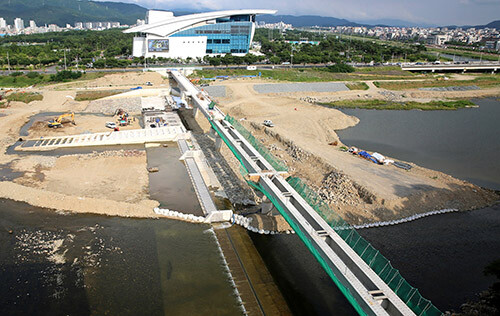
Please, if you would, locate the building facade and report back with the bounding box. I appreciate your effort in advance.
[124,9,276,59]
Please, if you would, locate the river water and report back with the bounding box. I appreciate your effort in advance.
[0,199,242,316]
[326,98,500,312]
[336,98,500,190]
[0,141,243,315]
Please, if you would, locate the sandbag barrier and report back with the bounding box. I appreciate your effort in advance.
[231,213,295,235]
[351,208,459,230]
[154,207,206,223]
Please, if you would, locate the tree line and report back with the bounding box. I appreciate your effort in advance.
[0,27,437,70]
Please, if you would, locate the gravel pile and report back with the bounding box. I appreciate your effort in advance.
[202,86,226,97]
[316,171,376,206]
[254,82,349,94]
[419,85,480,91]
[76,150,145,160]
[85,97,142,115]
[300,96,319,103]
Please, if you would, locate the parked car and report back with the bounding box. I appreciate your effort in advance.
[105,122,117,129]
[263,120,274,127]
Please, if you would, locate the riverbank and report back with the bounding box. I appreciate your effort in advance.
[210,78,498,224]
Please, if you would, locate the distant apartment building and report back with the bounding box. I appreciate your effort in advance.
[427,34,448,45]
[14,18,24,30]
[75,22,83,29]
[484,38,500,51]
[29,20,36,29]
[0,18,6,29]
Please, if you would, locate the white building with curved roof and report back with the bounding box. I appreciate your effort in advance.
[124,9,277,59]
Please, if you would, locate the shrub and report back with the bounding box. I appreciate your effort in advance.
[50,70,83,82]
[26,72,40,79]
[325,63,355,73]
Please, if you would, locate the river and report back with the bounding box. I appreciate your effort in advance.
[0,199,243,316]
[326,97,500,312]
[336,98,500,190]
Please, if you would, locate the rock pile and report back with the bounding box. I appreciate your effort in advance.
[85,97,142,115]
[300,96,319,104]
[316,171,375,206]
[286,143,311,162]
[193,133,256,206]
[76,150,145,161]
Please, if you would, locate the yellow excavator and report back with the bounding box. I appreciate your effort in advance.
[48,113,76,128]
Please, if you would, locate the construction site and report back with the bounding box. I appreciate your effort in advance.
[0,69,499,316]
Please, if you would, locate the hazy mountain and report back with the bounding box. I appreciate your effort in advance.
[257,14,360,27]
[484,20,500,29]
[0,0,147,26]
[353,19,436,28]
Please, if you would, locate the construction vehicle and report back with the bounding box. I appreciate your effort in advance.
[48,113,76,128]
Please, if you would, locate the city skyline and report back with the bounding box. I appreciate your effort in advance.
[96,0,500,26]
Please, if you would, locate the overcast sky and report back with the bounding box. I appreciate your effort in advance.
[101,0,500,26]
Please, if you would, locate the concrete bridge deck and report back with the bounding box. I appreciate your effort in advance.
[18,125,189,151]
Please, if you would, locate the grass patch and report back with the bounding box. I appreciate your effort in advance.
[346,82,369,90]
[0,101,7,108]
[193,67,426,83]
[75,89,126,101]
[375,75,500,90]
[0,71,108,88]
[320,99,475,110]
[6,92,43,103]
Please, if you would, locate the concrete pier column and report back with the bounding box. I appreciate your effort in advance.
[209,126,217,138]
[215,135,223,151]
[260,196,275,215]
[192,106,198,118]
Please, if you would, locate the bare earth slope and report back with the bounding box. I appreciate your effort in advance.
[213,79,497,223]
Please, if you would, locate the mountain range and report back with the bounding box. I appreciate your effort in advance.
[0,0,146,25]
[0,0,497,29]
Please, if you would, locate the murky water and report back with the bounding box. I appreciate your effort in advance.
[359,204,500,312]
[146,144,203,215]
[251,233,356,316]
[336,98,500,190]
[0,199,242,316]
[329,98,500,311]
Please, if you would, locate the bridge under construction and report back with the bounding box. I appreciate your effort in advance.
[168,70,442,316]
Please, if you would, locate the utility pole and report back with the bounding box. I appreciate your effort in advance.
[64,49,67,70]
[7,51,11,74]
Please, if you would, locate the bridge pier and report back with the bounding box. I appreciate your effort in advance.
[215,135,223,152]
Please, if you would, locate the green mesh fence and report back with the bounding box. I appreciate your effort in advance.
[286,177,442,316]
[209,116,441,316]
[224,115,288,172]
[246,180,368,316]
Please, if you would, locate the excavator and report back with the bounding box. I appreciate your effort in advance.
[48,112,76,128]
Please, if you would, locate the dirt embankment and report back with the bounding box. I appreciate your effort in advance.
[0,74,162,218]
[212,79,498,224]
[246,122,498,224]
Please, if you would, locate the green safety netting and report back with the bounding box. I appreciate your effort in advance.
[209,116,442,316]
[224,115,288,172]
[245,179,367,316]
[286,177,442,316]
